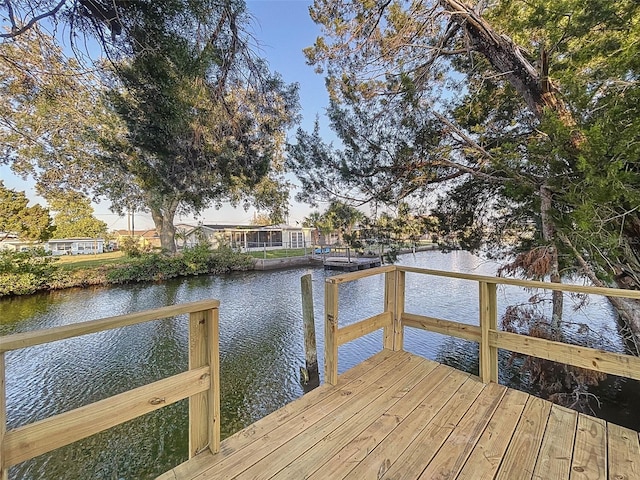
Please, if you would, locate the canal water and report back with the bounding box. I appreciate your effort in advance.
[0,251,632,479]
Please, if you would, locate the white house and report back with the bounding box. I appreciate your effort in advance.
[46,238,105,255]
[184,224,312,251]
[0,238,42,252]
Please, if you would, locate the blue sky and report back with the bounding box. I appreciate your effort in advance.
[1,0,331,230]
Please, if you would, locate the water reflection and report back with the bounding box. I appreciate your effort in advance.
[0,251,632,479]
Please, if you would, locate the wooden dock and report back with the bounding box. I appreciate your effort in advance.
[323,256,381,271]
[158,349,639,480]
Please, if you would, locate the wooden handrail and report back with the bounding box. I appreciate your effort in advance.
[324,265,640,387]
[0,300,221,479]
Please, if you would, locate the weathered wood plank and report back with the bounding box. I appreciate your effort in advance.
[490,330,640,381]
[496,396,552,480]
[0,300,220,353]
[532,405,577,480]
[402,313,482,342]
[304,365,453,480]
[417,382,507,479]
[456,388,529,479]
[342,368,472,480]
[570,414,607,479]
[4,366,210,467]
[337,312,392,346]
[608,423,640,480]
[167,351,411,480]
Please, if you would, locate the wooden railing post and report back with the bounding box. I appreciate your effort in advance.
[1,353,7,480]
[395,270,405,351]
[384,268,405,351]
[189,307,220,457]
[383,270,397,350]
[325,281,339,385]
[479,282,498,383]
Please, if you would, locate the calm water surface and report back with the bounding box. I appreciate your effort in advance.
[0,251,631,479]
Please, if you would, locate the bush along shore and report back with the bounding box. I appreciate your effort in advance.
[0,245,255,298]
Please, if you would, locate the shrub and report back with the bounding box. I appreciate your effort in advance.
[0,249,59,296]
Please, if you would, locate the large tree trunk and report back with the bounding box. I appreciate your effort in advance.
[149,196,179,254]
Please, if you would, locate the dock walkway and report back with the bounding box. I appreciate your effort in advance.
[158,349,638,480]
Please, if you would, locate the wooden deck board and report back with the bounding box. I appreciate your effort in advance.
[158,351,640,480]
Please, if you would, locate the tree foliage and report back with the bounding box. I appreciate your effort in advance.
[0,181,54,241]
[289,0,639,329]
[1,2,300,253]
[48,191,108,238]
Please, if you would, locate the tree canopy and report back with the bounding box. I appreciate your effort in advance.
[48,191,108,238]
[0,182,54,241]
[1,0,300,253]
[288,0,640,338]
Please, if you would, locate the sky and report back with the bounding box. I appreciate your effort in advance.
[0,0,332,231]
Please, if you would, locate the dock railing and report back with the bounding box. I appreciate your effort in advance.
[0,299,221,480]
[324,266,640,386]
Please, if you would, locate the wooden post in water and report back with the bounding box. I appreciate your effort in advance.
[300,274,320,391]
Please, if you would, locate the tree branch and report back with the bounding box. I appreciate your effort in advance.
[0,1,67,38]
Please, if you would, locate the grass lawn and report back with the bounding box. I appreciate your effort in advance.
[55,251,130,270]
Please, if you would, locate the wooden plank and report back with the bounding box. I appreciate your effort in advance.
[608,422,640,480]
[325,265,395,284]
[479,282,498,383]
[0,299,220,353]
[570,414,607,479]
[402,313,482,342]
[337,312,392,346]
[496,396,552,480]
[383,270,396,350]
[0,353,7,480]
[265,359,439,480]
[456,388,529,480]
[189,310,210,458]
[373,377,486,480]
[4,366,210,467]
[194,354,427,480]
[394,270,405,351]
[343,368,473,480]
[397,266,640,299]
[532,405,578,480]
[325,281,339,385]
[490,330,640,381]
[210,308,221,454]
[417,382,507,479]
[305,365,453,480]
[168,351,410,480]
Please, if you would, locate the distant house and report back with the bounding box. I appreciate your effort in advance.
[184,224,313,251]
[113,229,161,249]
[0,237,42,252]
[46,238,105,255]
